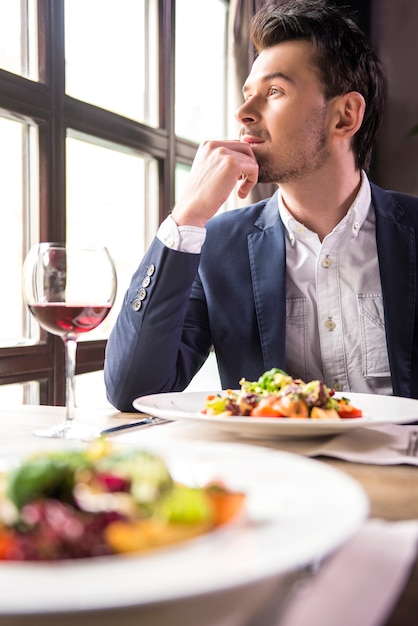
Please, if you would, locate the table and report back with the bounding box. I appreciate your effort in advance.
[0,404,417,626]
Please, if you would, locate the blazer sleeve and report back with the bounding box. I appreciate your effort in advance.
[104,237,212,411]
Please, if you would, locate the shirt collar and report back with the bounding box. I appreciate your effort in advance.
[277,171,372,245]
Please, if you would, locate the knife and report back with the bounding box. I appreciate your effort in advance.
[99,416,169,436]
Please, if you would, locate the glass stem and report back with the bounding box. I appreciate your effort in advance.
[64,338,78,422]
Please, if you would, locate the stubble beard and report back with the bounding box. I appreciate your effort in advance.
[257,108,330,185]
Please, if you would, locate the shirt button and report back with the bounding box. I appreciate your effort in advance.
[334,381,343,392]
[146,264,155,276]
[325,317,336,331]
[321,255,332,268]
[132,299,142,311]
[142,276,151,288]
[138,288,147,300]
[165,237,175,248]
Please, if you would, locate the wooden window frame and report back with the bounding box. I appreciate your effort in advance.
[0,0,198,405]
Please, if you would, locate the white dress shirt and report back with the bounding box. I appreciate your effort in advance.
[158,215,206,253]
[157,173,393,394]
[279,172,392,394]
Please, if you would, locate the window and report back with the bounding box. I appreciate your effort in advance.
[175,0,228,142]
[65,0,159,126]
[0,0,38,80]
[0,0,228,408]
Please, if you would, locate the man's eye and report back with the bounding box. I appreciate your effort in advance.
[269,87,281,95]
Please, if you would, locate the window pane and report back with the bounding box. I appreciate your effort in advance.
[175,0,228,142]
[65,0,159,126]
[66,134,159,341]
[0,0,38,80]
[175,162,191,203]
[0,381,39,405]
[0,115,39,347]
[75,371,113,408]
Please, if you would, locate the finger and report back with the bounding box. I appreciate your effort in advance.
[237,165,258,198]
[210,139,256,156]
[199,139,257,164]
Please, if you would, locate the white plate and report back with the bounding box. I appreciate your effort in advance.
[0,440,368,617]
[133,391,418,438]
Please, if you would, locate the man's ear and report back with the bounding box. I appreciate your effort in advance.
[333,91,365,138]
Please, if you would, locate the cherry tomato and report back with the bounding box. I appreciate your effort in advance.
[0,530,19,560]
[250,398,284,418]
[337,404,363,418]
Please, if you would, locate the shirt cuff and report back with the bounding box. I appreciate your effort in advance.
[157,215,206,254]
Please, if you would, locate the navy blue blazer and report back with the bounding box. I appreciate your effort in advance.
[105,183,418,411]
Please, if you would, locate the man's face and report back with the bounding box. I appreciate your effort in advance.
[237,40,333,184]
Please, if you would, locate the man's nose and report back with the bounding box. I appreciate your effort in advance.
[235,98,260,125]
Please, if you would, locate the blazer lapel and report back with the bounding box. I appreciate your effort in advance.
[247,192,287,371]
[372,184,416,396]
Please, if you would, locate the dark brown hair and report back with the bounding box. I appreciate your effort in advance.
[250,0,387,170]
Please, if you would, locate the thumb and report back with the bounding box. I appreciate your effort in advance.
[237,172,258,199]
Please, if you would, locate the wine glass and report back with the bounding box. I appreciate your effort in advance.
[23,243,117,439]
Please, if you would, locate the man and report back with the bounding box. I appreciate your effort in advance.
[105,0,418,412]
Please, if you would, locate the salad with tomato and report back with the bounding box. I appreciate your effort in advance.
[0,441,245,561]
[204,368,363,420]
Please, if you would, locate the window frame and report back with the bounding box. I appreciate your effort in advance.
[0,0,200,405]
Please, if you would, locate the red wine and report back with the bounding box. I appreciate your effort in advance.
[29,303,112,337]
